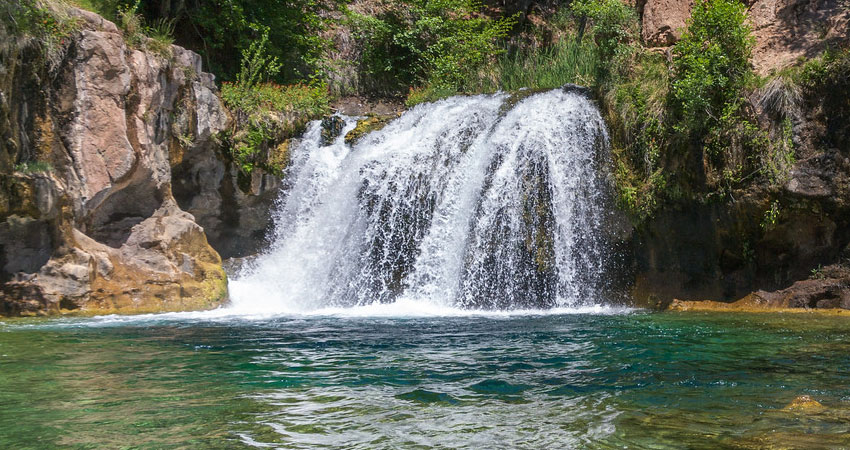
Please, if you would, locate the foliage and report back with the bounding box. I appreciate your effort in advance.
[604,52,670,219]
[221,82,330,174]
[760,117,795,185]
[760,200,780,231]
[348,0,517,97]
[405,84,460,107]
[795,47,850,89]
[234,28,281,89]
[472,38,600,93]
[141,0,339,84]
[116,0,143,47]
[144,16,175,57]
[67,0,123,19]
[221,83,329,120]
[14,160,53,173]
[3,1,81,73]
[670,0,754,136]
[112,1,177,57]
[570,0,639,80]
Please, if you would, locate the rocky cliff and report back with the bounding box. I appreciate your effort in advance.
[640,0,849,75]
[0,6,275,316]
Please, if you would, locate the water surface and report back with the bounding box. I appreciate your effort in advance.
[2,310,849,448]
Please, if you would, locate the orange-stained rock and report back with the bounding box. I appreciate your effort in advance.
[783,395,826,413]
[642,0,693,47]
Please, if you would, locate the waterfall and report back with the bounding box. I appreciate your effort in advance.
[229,87,612,313]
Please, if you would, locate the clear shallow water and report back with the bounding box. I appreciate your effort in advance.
[2,310,850,449]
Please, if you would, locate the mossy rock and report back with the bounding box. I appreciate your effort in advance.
[344,115,396,145]
[320,116,346,145]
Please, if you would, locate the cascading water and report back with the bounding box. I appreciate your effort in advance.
[229,87,612,313]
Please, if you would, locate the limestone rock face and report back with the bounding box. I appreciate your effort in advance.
[641,0,692,47]
[747,0,850,75]
[0,8,230,315]
[640,0,850,74]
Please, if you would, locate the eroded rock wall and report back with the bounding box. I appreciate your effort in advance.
[0,7,238,315]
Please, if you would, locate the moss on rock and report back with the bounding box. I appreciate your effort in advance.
[344,114,397,145]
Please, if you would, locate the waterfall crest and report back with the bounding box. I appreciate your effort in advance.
[229,87,611,313]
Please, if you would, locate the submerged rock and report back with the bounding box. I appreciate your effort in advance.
[783,395,826,413]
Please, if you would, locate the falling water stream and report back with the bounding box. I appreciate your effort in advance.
[230,87,612,313]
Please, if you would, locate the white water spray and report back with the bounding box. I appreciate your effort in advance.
[229,87,611,314]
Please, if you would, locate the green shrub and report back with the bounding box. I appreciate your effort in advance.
[570,0,639,80]
[116,0,144,47]
[234,28,282,89]
[795,47,850,89]
[349,0,517,98]
[666,0,773,196]
[14,160,53,173]
[670,0,754,136]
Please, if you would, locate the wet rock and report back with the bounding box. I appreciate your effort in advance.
[344,115,396,145]
[840,290,850,310]
[321,116,346,145]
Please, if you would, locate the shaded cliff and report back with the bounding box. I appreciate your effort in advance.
[630,47,850,308]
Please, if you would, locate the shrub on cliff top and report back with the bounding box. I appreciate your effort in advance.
[349,0,517,97]
[3,1,81,73]
[221,82,329,174]
[670,0,754,136]
[668,0,769,194]
[570,0,639,80]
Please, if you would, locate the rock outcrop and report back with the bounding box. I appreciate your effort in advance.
[640,0,850,74]
[0,6,239,315]
[641,0,692,47]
